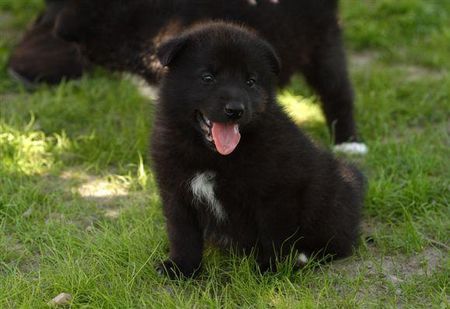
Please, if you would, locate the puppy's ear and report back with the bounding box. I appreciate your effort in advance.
[262,41,281,76]
[157,36,190,67]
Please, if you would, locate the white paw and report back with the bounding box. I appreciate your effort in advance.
[298,253,308,264]
[333,142,368,155]
[296,252,309,268]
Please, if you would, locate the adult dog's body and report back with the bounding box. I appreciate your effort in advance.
[152,23,365,278]
[56,0,360,145]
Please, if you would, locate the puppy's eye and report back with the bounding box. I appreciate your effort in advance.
[201,73,215,83]
[246,78,256,87]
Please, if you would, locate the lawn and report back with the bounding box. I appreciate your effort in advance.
[0,0,449,307]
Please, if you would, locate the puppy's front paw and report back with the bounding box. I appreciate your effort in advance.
[156,260,200,279]
[156,260,182,279]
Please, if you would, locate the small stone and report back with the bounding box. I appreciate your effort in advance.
[48,293,72,306]
[387,274,404,284]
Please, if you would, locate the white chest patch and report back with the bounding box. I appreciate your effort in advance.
[190,171,227,222]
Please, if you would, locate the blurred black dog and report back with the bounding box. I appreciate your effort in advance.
[54,0,365,148]
[151,22,365,278]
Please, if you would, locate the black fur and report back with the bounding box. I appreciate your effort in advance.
[151,23,364,279]
[55,0,359,144]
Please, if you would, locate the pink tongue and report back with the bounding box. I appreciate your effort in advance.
[211,122,241,155]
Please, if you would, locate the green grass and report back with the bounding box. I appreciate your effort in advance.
[1,0,449,307]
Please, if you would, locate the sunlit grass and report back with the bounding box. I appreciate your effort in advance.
[0,120,71,175]
[278,89,330,143]
[278,90,324,125]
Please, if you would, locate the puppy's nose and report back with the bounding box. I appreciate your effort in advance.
[224,103,245,120]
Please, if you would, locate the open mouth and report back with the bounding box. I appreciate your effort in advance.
[196,111,241,156]
[196,111,213,143]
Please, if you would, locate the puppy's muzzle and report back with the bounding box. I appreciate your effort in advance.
[224,102,245,120]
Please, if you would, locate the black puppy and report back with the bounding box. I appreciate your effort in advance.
[54,0,366,149]
[151,22,365,278]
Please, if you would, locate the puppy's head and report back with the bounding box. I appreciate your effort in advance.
[53,0,165,71]
[158,22,280,156]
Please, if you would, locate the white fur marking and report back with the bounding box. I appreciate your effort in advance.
[297,253,309,265]
[190,172,226,222]
[333,142,369,155]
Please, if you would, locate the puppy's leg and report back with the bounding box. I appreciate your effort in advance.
[157,195,203,279]
[254,205,298,273]
[302,27,362,148]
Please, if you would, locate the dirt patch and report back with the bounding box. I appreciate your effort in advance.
[349,51,379,69]
[333,246,446,279]
[382,247,444,278]
[77,178,129,199]
[37,170,137,224]
[328,217,448,303]
[397,65,446,82]
[329,239,448,304]
[349,51,446,81]
[59,169,136,218]
[335,218,447,280]
[60,169,130,199]
[380,122,448,145]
